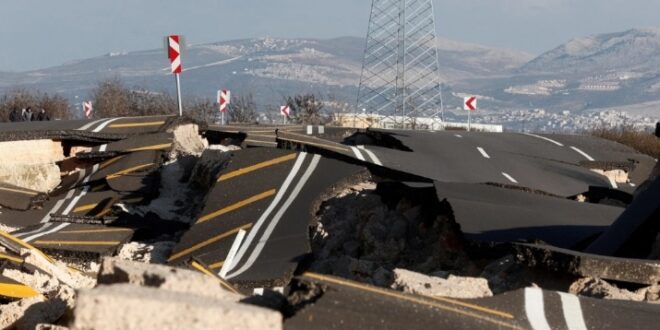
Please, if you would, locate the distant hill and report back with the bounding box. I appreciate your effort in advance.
[0,36,532,108]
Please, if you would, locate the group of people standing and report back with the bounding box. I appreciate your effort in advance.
[8,107,50,122]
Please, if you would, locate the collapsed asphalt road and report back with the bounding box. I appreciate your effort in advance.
[0,116,658,329]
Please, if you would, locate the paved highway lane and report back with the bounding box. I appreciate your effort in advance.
[346,129,650,196]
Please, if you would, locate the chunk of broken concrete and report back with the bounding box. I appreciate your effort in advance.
[392,268,493,299]
[97,257,242,301]
[70,284,282,330]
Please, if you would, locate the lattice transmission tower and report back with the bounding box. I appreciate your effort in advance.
[356,0,443,128]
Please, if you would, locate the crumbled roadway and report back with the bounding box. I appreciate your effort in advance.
[168,147,364,287]
[343,129,655,196]
[433,181,623,248]
[286,272,660,330]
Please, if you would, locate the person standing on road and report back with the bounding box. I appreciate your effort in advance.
[9,108,21,122]
[36,108,50,121]
[24,107,34,121]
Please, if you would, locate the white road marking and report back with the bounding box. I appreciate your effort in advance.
[14,223,53,238]
[570,146,595,161]
[358,145,383,166]
[253,288,264,296]
[502,172,519,184]
[630,183,636,187]
[219,229,247,279]
[22,223,70,243]
[525,287,552,330]
[477,147,491,159]
[558,292,588,330]
[606,176,618,189]
[225,153,308,274]
[227,154,322,279]
[92,118,123,133]
[76,118,107,131]
[454,134,463,138]
[523,133,564,147]
[350,146,366,161]
[40,162,101,223]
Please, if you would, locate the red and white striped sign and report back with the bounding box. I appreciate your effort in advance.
[82,101,93,119]
[280,105,290,117]
[218,89,230,113]
[463,96,477,111]
[168,35,182,74]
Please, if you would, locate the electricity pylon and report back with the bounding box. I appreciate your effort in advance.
[356,0,443,129]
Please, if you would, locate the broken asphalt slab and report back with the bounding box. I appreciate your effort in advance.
[285,272,660,330]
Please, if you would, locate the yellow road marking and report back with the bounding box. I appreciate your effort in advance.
[303,272,519,327]
[33,240,121,246]
[73,203,98,213]
[218,153,297,182]
[59,228,133,234]
[0,230,56,264]
[0,283,40,299]
[0,252,23,264]
[196,190,276,224]
[189,260,241,295]
[209,260,224,270]
[0,186,38,196]
[244,139,278,146]
[106,163,155,180]
[108,121,165,129]
[168,223,253,262]
[127,143,173,152]
[279,136,350,153]
[100,156,125,170]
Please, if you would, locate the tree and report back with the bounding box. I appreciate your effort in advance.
[92,77,131,118]
[285,94,325,124]
[229,94,257,123]
[0,89,72,121]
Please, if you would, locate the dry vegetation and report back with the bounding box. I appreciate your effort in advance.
[0,89,71,121]
[591,126,660,158]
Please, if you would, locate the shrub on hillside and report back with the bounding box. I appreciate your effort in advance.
[591,126,660,158]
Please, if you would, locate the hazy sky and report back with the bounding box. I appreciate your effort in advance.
[1,0,658,71]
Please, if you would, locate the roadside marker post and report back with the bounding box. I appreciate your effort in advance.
[82,101,93,119]
[167,35,184,116]
[463,96,477,132]
[280,105,290,124]
[218,89,231,125]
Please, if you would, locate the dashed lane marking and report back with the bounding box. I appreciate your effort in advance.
[218,153,297,182]
[92,118,123,133]
[196,190,276,225]
[502,172,519,184]
[209,260,224,270]
[570,146,595,162]
[522,133,564,147]
[477,147,491,159]
[108,121,165,129]
[303,272,520,329]
[454,134,463,138]
[167,223,253,262]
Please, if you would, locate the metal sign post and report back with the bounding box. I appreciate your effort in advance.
[167,35,183,116]
[463,96,477,132]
